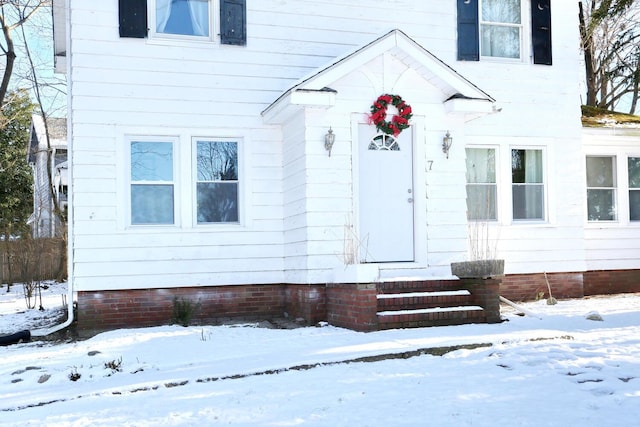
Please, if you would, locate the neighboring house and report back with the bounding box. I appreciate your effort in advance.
[52,1,640,333]
[27,115,68,238]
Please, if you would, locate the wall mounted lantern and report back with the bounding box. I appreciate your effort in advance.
[324,127,335,157]
[442,131,453,159]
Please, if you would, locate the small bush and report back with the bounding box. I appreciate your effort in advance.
[68,368,81,382]
[104,357,123,373]
[171,297,197,327]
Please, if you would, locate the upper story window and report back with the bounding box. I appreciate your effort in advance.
[465,148,497,220]
[480,0,522,59]
[155,0,210,38]
[512,148,545,221]
[457,0,552,65]
[119,0,246,45]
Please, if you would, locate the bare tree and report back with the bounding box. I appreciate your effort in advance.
[0,1,51,109]
[580,0,640,113]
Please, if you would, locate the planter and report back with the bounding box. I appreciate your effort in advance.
[450,259,504,279]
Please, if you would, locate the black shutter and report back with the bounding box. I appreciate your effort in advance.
[220,0,246,46]
[531,0,552,65]
[119,0,148,38]
[457,0,479,61]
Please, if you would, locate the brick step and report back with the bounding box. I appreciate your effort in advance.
[375,281,489,328]
[377,280,464,294]
[377,290,473,312]
[377,306,486,330]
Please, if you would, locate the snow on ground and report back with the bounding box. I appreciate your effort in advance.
[1,282,640,426]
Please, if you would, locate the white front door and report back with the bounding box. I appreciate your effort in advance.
[358,123,414,262]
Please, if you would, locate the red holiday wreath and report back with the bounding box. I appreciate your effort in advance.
[368,94,413,137]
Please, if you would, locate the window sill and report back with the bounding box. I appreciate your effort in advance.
[146,35,216,49]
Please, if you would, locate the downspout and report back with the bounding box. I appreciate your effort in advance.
[32,0,74,337]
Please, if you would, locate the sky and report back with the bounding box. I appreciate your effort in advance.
[1,282,639,426]
[5,4,66,117]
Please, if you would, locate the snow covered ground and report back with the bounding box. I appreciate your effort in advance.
[1,282,639,426]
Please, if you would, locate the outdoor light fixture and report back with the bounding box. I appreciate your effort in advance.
[324,127,335,157]
[442,131,453,159]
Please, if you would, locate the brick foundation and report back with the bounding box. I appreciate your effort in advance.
[584,269,640,295]
[499,272,584,302]
[77,285,288,333]
[326,283,378,332]
[76,269,640,334]
[284,284,326,323]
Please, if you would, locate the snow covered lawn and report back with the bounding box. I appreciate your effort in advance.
[1,282,639,426]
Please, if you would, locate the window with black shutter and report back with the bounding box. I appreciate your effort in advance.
[118,0,247,45]
[119,0,148,38]
[531,0,552,65]
[220,0,246,45]
[457,0,480,61]
[456,0,552,66]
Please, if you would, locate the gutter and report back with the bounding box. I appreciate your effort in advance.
[31,0,74,337]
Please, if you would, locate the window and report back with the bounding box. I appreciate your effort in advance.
[512,149,544,220]
[480,0,522,59]
[457,0,552,65]
[629,158,640,221]
[195,139,239,223]
[130,140,175,225]
[119,0,247,45]
[368,134,399,151]
[586,156,617,221]
[465,148,497,220]
[155,0,210,37]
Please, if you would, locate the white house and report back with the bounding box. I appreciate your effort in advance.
[27,115,68,238]
[51,0,640,333]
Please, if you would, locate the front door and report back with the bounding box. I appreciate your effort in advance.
[358,123,414,262]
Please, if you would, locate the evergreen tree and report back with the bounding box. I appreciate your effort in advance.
[0,89,35,240]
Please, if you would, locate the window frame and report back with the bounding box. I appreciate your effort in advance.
[192,136,243,226]
[510,147,547,222]
[586,155,618,223]
[479,0,525,61]
[629,156,640,222]
[457,0,549,64]
[465,146,499,221]
[148,0,215,42]
[126,135,180,227]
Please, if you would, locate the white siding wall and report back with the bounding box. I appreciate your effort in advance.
[69,0,585,291]
[583,128,640,271]
[457,2,586,274]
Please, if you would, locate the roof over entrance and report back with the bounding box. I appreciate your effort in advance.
[262,29,496,124]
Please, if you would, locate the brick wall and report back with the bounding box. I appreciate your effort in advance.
[461,278,501,323]
[326,283,378,332]
[584,269,640,295]
[500,272,584,302]
[75,269,640,334]
[284,285,326,323]
[77,285,287,333]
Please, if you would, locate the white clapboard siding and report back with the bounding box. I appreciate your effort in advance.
[582,127,640,271]
[68,0,591,291]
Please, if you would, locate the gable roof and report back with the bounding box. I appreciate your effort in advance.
[262,29,495,123]
[28,115,67,163]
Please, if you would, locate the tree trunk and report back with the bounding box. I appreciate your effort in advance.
[579,2,597,106]
[0,15,16,108]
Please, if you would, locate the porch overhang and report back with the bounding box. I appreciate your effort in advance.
[263,87,337,125]
[444,94,498,115]
[262,29,496,125]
